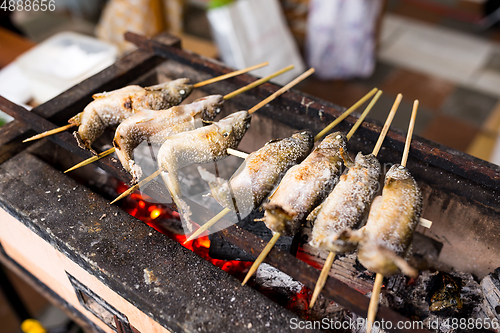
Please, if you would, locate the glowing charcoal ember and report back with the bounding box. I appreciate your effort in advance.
[118,182,253,279]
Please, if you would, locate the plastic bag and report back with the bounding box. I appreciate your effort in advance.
[207,0,306,85]
[306,0,382,79]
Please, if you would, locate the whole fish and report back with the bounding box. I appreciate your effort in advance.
[263,132,348,237]
[113,95,224,182]
[70,78,193,152]
[309,152,381,254]
[198,130,314,218]
[157,111,251,228]
[356,164,422,277]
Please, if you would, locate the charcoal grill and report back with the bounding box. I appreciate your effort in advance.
[0,32,498,333]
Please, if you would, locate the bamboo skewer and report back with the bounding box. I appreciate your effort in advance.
[367,273,385,332]
[192,62,268,88]
[110,170,161,205]
[223,65,293,100]
[309,93,400,309]
[23,124,77,143]
[64,147,116,173]
[345,90,383,141]
[248,68,315,115]
[184,88,380,244]
[242,232,281,285]
[309,251,336,307]
[314,88,378,142]
[366,99,419,333]
[226,148,249,159]
[401,100,418,168]
[23,62,270,143]
[372,93,403,157]
[241,91,383,287]
[111,68,315,206]
[64,66,295,173]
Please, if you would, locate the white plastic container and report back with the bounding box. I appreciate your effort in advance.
[16,31,117,104]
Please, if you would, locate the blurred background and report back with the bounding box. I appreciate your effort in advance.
[1,0,500,331]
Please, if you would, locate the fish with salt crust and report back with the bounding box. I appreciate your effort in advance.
[70,78,193,152]
[113,95,224,182]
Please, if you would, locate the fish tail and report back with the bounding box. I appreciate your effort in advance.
[161,171,193,232]
[68,112,82,126]
[358,242,418,277]
[198,167,234,210]
[263,204,294,233]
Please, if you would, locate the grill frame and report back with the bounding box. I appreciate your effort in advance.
[0,32,498,332]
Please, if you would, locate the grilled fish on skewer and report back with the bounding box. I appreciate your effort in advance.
[309,152,381,253]
[198,130,314,218]
[72,78,193,152]
[114,95,224,182]
[24,63,270,145]
[109,68,316,208]
[241,90,382,286]
[185,89,380,244]
[158,111,252,228]
[356,164,422,277]
[66,65,295,175]
[307,93,401,309]
[263,132,348,237]
[362,100,418,332]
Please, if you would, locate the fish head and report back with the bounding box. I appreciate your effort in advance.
[215,111,251,147]
[291,130,314,150]
[168,78,194,99]
[319,131,348,150]
[193,95,225,121]
[354,152,381,175]
[385,164,412,182]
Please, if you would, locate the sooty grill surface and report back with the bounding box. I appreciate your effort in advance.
[0,150,319,333]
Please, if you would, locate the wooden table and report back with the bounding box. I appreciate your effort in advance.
[0,27,34,69]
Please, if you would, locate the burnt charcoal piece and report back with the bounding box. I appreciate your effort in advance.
[480,267,500,325]
[427,272,464,316]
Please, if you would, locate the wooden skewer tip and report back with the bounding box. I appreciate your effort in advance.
[193,62,269,88]
[184,207,231,243]
[371,93,402,157]
[242,232,281,286]
[346,90,383,141]
[309,251,336,308]
[314,87,378,142]
[64,147,115,173]
[227,148,249,159]
[223,65,295,100]
[419,217,432,229]
[248,68,315,115]
[110,170,161,204]
[401,99,419,167]
[366,273,384,333]
[23,123,77,143]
